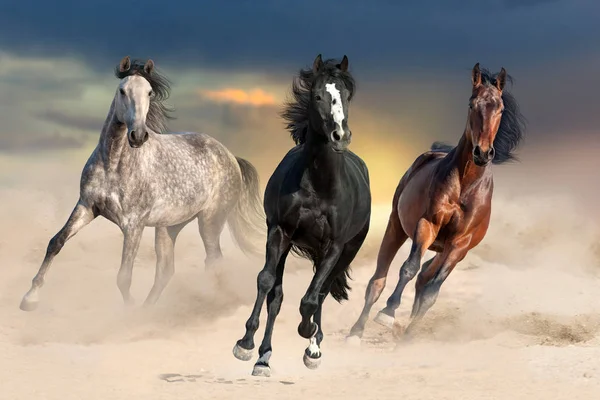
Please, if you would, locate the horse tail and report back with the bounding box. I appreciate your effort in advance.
[227,157,266,256]
[329,269,352,303]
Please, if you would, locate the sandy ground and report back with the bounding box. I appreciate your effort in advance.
[1,153,600,400]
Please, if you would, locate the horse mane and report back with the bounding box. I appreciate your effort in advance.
[114,59,175,134]
[431,67,527,165]
[280,58,356,145]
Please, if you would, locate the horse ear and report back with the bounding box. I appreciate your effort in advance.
[471,62,481,87]
[339,55,349,72]
[119,56,131,73]
[495,67,507,91]
[144,59,154,74]
[313,54,323,73]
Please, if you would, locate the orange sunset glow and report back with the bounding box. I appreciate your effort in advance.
[199,87,278,106]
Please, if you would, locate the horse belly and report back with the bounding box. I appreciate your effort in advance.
[145,207,199,227]
[397,167,434,239]
[145,196,207,227]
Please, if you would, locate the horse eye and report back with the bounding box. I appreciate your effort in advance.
[315,95,322,101]
[119,88,126,96]
[149,90,154,97]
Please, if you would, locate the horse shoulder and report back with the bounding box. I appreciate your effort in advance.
[345,151,370,186]
[79,150,106,202]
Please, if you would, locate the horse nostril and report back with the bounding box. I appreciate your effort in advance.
[488,147,495,159]
[130,130,136,140]
[332,131,341,141]
[143,131,149,141]
[473,146,482,158]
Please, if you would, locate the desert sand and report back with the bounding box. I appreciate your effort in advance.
[1,151,600,400]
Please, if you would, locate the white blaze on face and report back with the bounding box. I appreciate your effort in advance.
[325,83,345,139]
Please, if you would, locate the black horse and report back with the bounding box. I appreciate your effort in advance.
[232,54,371,376]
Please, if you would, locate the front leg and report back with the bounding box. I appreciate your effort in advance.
[297,242,344,339]
[303,286,329,370]
[375,218,438,328]
[403,236,471,337]
[116,225,144,306]
[233,226,291,364]
[20,201,96,311]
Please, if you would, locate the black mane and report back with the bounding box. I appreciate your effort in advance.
[114,59,175,134]
[280,59,356,145]
[431,67,527,164]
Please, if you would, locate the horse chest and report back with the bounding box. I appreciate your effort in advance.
[85,171,146,225]
[288,206,332,245]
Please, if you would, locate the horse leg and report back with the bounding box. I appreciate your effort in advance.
[143,222,187,306]
[403,239,470,337]
[116,225,144,306]
[298,223,369,367]
[233,226,290,363]
[376,218,438,327]
[348,210,407,340]
[251,247,290,377]
[303,285,330,369]
[197,209,228,270]
[20,202,96,311]
[297,244,344,342]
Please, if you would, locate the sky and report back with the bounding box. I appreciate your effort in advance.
[0,0,598,201]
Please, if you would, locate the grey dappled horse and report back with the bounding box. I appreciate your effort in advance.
[20,56,264,311]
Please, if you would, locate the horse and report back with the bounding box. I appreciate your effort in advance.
[347,63,526,342]
[232,54,371,376]
[19,56,265,311]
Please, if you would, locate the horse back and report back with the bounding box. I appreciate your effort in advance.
[391,150,446,208]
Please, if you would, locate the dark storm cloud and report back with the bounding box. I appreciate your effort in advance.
[502,0,562,9]
[0,0,597,74]
[36,110,105,132]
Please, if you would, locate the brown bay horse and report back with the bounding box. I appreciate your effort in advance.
[348,63,526,341]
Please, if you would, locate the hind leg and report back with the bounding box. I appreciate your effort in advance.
[143,222,188,306]
[403,238,470,337]
[197,209,228,270]
[348,211,407,340]
[377,218,438,325]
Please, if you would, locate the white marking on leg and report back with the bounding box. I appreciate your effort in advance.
[325,83,345,140]
[307,336,320,357]
[256,350,272,365]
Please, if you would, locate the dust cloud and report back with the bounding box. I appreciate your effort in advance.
[0,144,599,400]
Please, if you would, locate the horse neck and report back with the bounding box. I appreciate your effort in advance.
[303,128,346,193]
[451,131,491,188]
[97,98,132,170]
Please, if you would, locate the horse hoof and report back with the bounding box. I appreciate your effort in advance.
[232,343,254,361]
[374,311,395,329]
[19,298,38,312]
[392,323,406,340]
[303,353,321,370]
[345,335,362,347]
[252,363,271,377]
